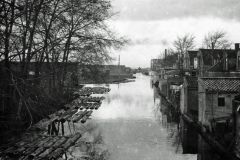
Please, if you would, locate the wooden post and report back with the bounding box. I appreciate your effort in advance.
[57,121,60,136]
[61,121,64,136]
[47,124,51,135]
[51,122,58,135]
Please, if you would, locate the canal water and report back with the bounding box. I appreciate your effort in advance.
[84,73,197,160]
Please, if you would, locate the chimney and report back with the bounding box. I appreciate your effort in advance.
[211,43,214,65]
[164,49,167,68]
[235,43,239,53]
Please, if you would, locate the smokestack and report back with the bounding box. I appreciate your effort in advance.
[235,43,239,53]
[118,55,120,66]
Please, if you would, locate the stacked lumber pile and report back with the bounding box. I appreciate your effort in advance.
[32,87,110,130]
[73,87,111,96]
[0,133,82,159]
[0,86,111,159]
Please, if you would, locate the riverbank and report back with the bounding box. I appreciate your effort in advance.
[80,74,136,84]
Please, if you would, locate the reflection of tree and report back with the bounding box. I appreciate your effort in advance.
[66,122,110,160]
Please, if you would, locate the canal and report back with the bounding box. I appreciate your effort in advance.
[74,73,197,159]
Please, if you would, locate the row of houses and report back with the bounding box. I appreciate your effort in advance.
[151,43,240,160]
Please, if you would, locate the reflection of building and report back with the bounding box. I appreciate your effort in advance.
[180,77,198,154]
[157,44,240,159]
[233,95,240,158]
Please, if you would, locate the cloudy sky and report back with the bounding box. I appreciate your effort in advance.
[108,0,240,68]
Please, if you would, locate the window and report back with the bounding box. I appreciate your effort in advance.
[226,58,228,70]
[238,56,240,70]
[218,97,225,107]
[224,58,228,71]
[193,57,198,69]
[192,71,196,77]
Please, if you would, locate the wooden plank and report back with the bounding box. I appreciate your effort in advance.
[68,110,85,122]
[51,137,68,148]
[182,114,194,123]
[95,104,100,110]
[46,148,65,159]
[25,147,45,159]
[86,110,93,117]
[85,103,90,109]
[57,108,77,122]
[3,136,41,155]
[33,136,53,147]
[15,135,40,147]
[19,147,36,157]
[34,116,58,129]
[46,133,81,159]
[81,116,88,123]
[90,103,95,109]
[54,109,65,116]
[41,136,60,147]
[71,111,86,123]
[36,148,57,159]
[37,137,68,158]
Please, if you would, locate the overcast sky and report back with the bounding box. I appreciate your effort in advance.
[108,0,240,68]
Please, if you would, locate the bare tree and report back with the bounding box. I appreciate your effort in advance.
[0,0,128,143]
[173,33,195,56]
[202,30,231,49]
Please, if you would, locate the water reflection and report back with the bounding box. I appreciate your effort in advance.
[87,73,196,160]
[65,122,110,160]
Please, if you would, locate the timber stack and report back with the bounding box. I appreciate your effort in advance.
[0,86,110,159]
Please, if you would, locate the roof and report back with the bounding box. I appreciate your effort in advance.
[201,78,240,92]
[186,77,198,88]
[165,69,179,75]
